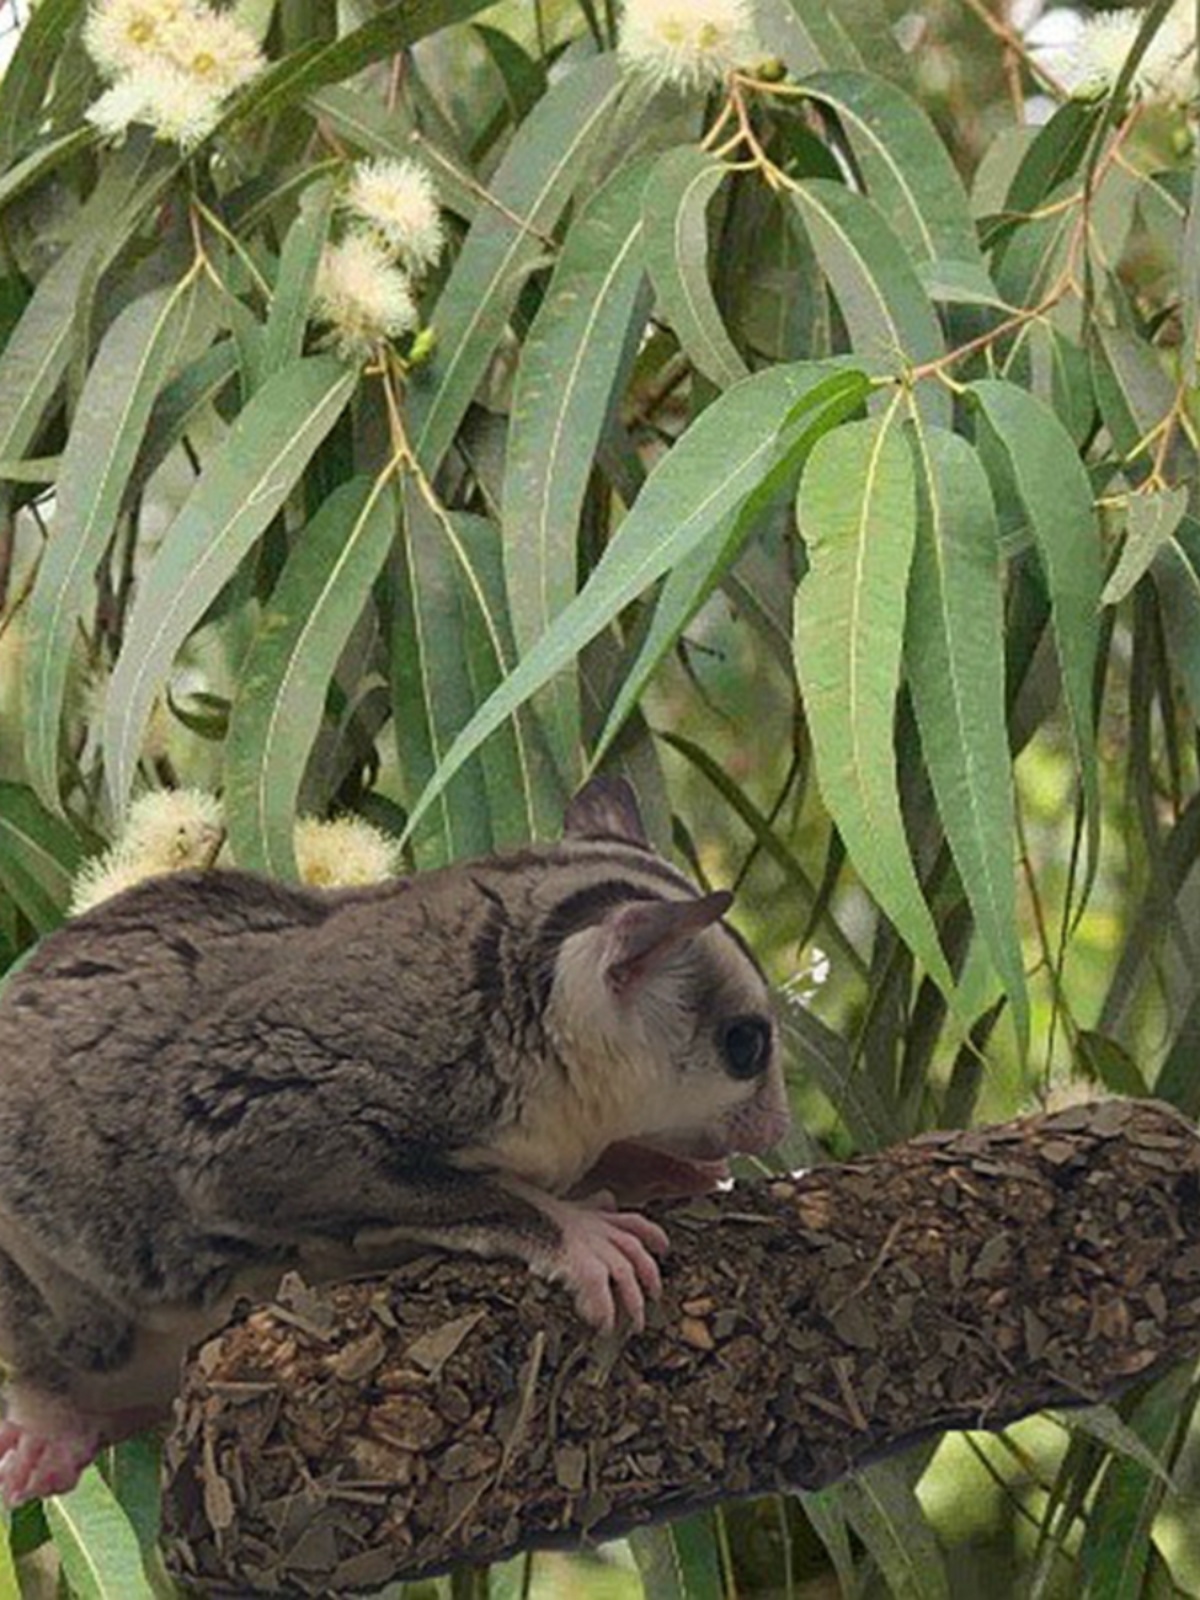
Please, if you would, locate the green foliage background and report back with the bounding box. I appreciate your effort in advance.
[1,0,1199,1594]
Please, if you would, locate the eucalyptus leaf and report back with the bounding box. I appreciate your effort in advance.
[906,422,1027,1046]
[23,275,203,811]
[794,412,954,997]
[503,154,652,772]
[224,474,397,879]
[261,177,335,385]
[598,365,870,755]
[802,70,983,265]
[1103,485,1189,606]
[630,1519,724,1600]
[44,1468,155,1600]
[103,357,356,814]
[404,362,838,842]
[642,146,747,389]
[409,54,624,481]
[788,179,948,424]
[0,783,83,929]
[972,379,1102,887]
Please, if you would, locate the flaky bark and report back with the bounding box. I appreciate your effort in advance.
[161,1099,1200,1597]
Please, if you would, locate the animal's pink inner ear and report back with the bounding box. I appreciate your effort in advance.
[606,891,733,995]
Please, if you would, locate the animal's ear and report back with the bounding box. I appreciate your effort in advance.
[563,775,650,849]
[605,891,733,995]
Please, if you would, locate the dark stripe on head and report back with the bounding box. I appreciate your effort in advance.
[534,878,664,1010]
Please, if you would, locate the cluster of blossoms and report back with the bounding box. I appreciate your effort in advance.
[70,789,401,915]
[1028,1,1196,105]
[312,157,446,361]
[84,0,264,150]
[617,0,760,94]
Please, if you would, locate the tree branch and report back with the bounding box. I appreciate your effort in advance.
[161,1099,1200,1596]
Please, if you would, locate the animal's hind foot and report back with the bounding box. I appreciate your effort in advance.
[0,1409,100,1506]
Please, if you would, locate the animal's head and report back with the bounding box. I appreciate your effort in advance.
[544,776,791,1177]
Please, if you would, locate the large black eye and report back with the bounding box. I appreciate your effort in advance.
[719,1016,772,1081]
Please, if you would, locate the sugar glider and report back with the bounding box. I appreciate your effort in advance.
[0,776,789,1504]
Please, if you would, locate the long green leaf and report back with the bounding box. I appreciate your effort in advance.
[24,276,203,811]
[261,177,335,385]
[1079,1369,1193,1600]
[129,339,240,498]
[228,0,498,126]
[503,154,651,771]
[0,783,83,932]
[1104,485,1189,607]
[598,366,870,754]
[972,379,1102,882]
[802,70,983,265]
[788,178,948,423]
[0,127,95,217]
[0,1513,17,1598]
[103,356,356,814]
[794,412,953,995]
[409,54,624,480]
[395,492,557,863]
[630,1519,724,1600]
[642,147,747,389]
[756,0,906,79]
[224,474,396,878]
[44,1467,154,1600]
[0,139,178,468]
[906,422,1027,1046]
[403,362,831,842]
[839,1462,951,1600]
[0,0,84,168]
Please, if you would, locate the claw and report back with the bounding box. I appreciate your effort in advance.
[546,1198,669,1332]
[0,1405,100,1507]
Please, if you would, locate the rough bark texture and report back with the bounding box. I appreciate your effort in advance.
[161,1099,1200,1596]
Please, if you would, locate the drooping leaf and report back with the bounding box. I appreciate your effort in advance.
[642,147,747,390]
[44,1467,155,1600]
[1092,323,1191,483]
[403,362,836,841]
[0,126,96,217]
[1080,1368,1193,1600]
[0,139,179,469]
[794,411,954,996]
[473,22,547,125]
[503,154,652,773]
[103,356,356,814]
[260,176,335,385]
[395,486,560,865]
[788,179,948,423]
[629,1518,724,1600]
[224,474,397,879]
[23,275,203,811]
[0,783,84,932]
[129,339,239,498]
[0,1514,17,1597]
[598,366,870,754]
[802,70,983,266]
[905,422,1027,1047]
[0,0,84,168]
[228,0,500,126]
[1152,515,1200,725]
[839,1461,950,1600]
[1103,485,1189,606]
[409,55,624,480]
[755,0,906,80]
[972,379,1102,885]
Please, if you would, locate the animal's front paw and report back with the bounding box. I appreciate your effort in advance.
[0,1416,99,1506]
[549,1196,669,1332]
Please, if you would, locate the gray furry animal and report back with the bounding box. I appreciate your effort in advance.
[0,776,789,1505]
